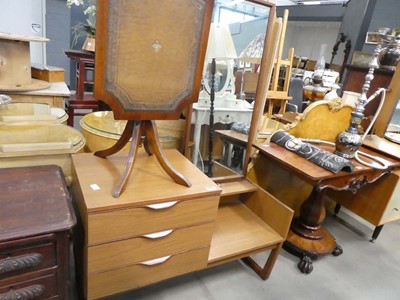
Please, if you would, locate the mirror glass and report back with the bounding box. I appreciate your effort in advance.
[199,0,272,177]
[202,60,232,97]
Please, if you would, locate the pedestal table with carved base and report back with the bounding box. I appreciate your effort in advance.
[254,142,400,274]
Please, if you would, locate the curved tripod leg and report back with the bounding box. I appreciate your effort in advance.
[95,120,136,158]
[112,120,142,198]
[142,122,153,155]
[145,120,191,187]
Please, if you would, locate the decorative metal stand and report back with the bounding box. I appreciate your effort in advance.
[334,36,383,158]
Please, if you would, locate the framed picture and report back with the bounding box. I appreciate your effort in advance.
[365,32,378,44]
[351,51,373,67]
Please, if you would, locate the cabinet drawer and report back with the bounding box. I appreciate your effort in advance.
[0,235,56,282]
[87,247,209,300]
[88,196,219,245]
[88,222,215,274]
[0,273,58,299]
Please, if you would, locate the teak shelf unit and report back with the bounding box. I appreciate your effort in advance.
[71,150,293,299]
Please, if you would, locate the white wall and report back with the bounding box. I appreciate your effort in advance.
[284,21,343,64]
[0,0,46,64]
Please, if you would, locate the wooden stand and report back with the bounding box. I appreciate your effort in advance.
[95,120,191,197]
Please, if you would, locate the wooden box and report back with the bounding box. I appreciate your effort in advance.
[0,165,76,299]
[31,65,65,83]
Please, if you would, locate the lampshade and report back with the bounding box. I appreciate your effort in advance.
[205,23,237,60]
[238,34,265,63]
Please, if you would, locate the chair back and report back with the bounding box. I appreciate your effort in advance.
[286,78,304,113]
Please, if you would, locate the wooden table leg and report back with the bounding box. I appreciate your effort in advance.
[283,187,343,274]
[95,120,191,198]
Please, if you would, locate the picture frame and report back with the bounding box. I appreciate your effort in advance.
[365,32,378,44]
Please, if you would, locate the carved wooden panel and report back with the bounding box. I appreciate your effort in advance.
[95,0,214,120]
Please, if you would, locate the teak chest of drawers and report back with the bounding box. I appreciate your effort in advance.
[71,150,293,299]
[71,150,221,299]
[0,165,76,300]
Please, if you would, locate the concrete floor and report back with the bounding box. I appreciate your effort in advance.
[70,201,400,300]
[70,111,400,300]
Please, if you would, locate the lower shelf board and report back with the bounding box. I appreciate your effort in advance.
[208,201,283,265]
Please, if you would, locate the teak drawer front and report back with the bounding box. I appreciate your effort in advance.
[0,273,58,299]
[0,235,56,282]
[88,222,215,274]
[87,196,219,245]
[87,247,209,300]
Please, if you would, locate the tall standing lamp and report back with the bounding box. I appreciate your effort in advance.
[203,23,237,177]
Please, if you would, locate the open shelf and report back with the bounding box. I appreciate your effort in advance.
[208,201,284,266]
[218,179,258,197]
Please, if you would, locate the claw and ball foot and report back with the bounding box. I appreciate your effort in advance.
[298,256,313,274]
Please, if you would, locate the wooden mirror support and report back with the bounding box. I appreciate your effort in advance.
[94,0,214,197]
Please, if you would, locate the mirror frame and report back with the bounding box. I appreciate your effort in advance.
[206,0,279,179]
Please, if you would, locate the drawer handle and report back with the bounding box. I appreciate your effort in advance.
[0,253,43,274]
[0,284,45,300]
[145,201,178,210]
[142,229,174,239]
[139,255,171,266]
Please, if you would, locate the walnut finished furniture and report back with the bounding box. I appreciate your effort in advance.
[64,49,99,127]
[71,149,293,299]
[0,165,76,299]
[342,64,394,118]
[252,142,400,274]
[93,0,214,197]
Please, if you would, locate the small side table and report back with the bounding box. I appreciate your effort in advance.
[0,165,76,299]
[65,49,99,126]
[215,129,248,169]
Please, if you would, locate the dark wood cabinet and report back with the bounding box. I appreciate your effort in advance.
[343,64,394,117]
[0,165,76,300]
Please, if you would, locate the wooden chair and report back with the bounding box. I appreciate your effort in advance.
[65,50,99,127]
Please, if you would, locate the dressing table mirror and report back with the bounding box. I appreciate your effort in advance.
[200,0,283,179]
[205,0,281,181]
